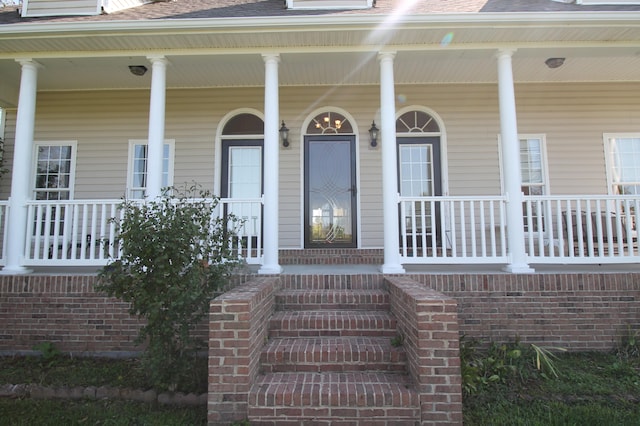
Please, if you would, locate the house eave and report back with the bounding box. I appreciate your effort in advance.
[2,11,640,37]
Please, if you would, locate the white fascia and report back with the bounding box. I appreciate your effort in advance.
[2,12,640,37]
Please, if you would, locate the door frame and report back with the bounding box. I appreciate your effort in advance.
[397,136,443,248]
[303,134,358,248]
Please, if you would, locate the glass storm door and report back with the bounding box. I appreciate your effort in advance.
[304,135,357,248]
[398,137,442,247]
[221,140,263,243]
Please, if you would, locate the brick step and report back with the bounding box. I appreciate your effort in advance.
[248,372,419,425]
[279,274,384,291]
[279,249,384,265]
[269,311,397,338]
[276,289,390,311]
[260,336,406,373]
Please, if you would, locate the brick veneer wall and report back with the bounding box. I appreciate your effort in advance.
[385,276,463,425]
[407,272,640,350]
[0,275,142,354]
[208,276,280,424]
[1,272,638,355]
[0,274,253,355]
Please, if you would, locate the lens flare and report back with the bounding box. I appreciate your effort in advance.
[441,32,454,47]
[397,94,407,103]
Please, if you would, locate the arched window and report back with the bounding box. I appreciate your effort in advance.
[396,110,440,133]
[306,111,353,134]
[222,113,264,135]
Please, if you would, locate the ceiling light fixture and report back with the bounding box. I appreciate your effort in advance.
[545,58,565,69]
[128,65,148,76]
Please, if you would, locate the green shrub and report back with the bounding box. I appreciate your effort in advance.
[460,336,565,395]
[97,185,243,390]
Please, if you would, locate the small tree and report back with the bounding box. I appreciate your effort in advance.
[97,185,243,390]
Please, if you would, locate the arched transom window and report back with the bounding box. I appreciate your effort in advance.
[222,113,264,135]
[306,111,353,134]
[396,110,440,133]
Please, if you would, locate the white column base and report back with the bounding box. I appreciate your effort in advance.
[380,263,405,274]
[258,264,283,274]
[0,266,33,275]
[502,263,535,274]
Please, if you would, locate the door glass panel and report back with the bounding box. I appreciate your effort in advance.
[307,140,354,246]
[228,146,262,198]
[398,143,436,242]
[399,144,433,197]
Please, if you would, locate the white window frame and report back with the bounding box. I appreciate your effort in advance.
[603,133,640,195]
[499,134,550,196]
[519,134,550,197]
[32,141,77,200]
[127,139,175,199]
[498,134,549,236]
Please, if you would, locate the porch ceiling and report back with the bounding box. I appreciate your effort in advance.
[1,46,640,96]
[1,15,640,105]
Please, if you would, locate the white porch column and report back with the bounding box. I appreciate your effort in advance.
[378,52,405,274]
[1,59,39,274]
[259,54,282,274]
[146,55,168,200]
[497,49,534,273]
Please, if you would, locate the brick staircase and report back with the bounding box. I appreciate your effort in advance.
[208,272,463,425]
[247,274,420,425]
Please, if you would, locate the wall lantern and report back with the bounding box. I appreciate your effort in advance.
[368,121,379,147]
[279,121,290,147]
[128,65,148,76]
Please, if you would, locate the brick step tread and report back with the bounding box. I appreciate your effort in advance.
[269,311,397,338]
[248,372,419,409]
[276,289,390,311]
[261,337,406,373]
[279,275,384,290]
[248,419,419,426]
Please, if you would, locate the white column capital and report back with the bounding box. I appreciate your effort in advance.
[262,53,281,64]
[377,51,396,62]
[15,58,42,69]
[147,55,170,66]
[496,48,517,60]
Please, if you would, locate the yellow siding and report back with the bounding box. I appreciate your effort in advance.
[2,82,640,249]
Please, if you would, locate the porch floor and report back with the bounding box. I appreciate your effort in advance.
[24,262,640,276]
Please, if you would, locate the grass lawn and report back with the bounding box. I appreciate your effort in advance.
[463,350,640,426]
[0,399,207,426]
[0,350,639,425]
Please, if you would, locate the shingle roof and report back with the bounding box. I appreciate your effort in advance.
[2,0,640,25]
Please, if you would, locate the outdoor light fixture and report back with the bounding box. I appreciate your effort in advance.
[545,58,565,69]
[279,120,290,147]
[368,121,379,147]
[128,65,148,76]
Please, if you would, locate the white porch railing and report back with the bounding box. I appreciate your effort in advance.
[399,196,508,264]
[21,198,263,267]
[399,194,640,265]
[524,195,639,264]
[3,195,638,268]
